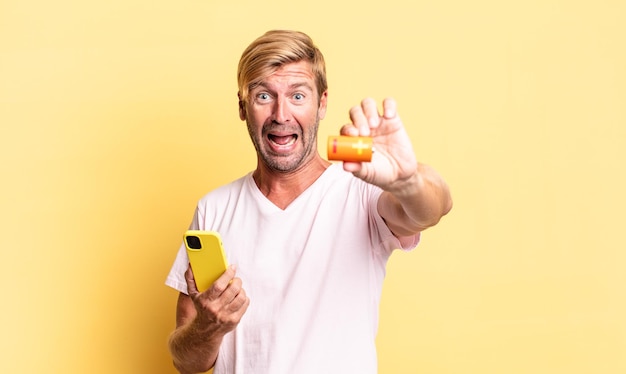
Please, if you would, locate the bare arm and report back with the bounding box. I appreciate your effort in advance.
[169,293,221,373]
[377,162,452,236]
[168,266,249,374]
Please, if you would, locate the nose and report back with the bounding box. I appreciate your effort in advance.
[272,97,291,124]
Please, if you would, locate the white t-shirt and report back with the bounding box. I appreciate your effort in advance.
[166,164,419,373]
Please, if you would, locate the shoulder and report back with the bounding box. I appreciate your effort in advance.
[198,173,251,204]
[193,173,254,219]
[318,164,383,205]
[190,173,254,230]
[332,164,381,192]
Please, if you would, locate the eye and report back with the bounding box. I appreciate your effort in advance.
[293,93,304,101]
[257,93,270,101]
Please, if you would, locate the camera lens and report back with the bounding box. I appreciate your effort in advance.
[186,235,202,250]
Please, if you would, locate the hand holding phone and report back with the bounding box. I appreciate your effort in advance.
[184,230,229,293]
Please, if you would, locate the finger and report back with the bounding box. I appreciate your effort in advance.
[339,123,359,137]
[223,294,250,325]
[361,97,380,129]
[207,265,237,300]
[227,287,250,313]
[185,265,200,296]
[219,277,244,305]
[342,161,362,173]
[349,103,370,137]
[382,97,397,119]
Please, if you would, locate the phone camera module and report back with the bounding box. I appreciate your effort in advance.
[186,235,202,250]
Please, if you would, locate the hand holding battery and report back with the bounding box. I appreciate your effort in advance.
[329,97,418,190]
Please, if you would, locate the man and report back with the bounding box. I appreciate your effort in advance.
[166,30,452,373]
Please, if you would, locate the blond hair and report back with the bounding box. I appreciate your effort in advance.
[237,30,327,104]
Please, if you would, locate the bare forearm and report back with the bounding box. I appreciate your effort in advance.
[380,163,452,236]
[168,319,223,374]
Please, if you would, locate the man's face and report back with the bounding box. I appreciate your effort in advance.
[240,60,328,173]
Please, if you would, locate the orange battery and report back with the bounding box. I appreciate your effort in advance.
[327,136,373,162]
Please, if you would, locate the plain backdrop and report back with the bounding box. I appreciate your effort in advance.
[1,1,625,373]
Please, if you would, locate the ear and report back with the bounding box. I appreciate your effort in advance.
[318,91,328,120]
[238,92,246,120]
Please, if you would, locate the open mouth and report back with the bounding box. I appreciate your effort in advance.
[268,134,298,147]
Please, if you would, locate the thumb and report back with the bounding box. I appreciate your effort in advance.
[184,264,199,296]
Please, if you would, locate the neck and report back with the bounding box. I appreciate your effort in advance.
[253,155,330,210]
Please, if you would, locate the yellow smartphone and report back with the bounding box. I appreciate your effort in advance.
[184,230,229,293]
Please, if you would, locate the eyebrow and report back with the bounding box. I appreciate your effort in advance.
[252,81,314,92]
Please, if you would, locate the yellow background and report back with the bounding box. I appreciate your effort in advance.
[1,1,625,373]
